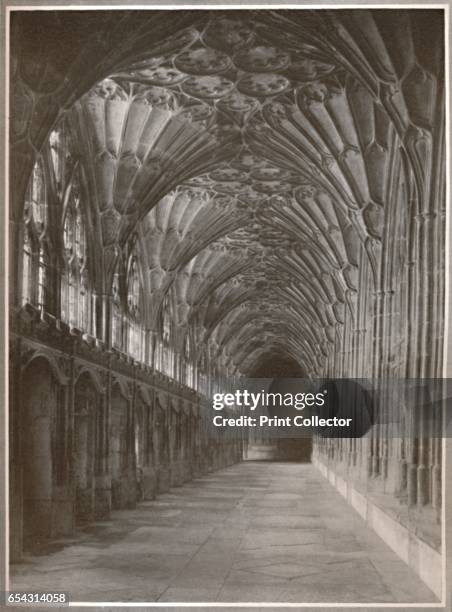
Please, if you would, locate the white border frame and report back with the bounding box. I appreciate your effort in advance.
[3,2,450,608]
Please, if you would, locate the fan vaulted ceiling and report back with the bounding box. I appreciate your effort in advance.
[12,9,443,375]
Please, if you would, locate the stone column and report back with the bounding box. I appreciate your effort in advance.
[10,219,24,308]
[417,404,429,507]
[95,389,111,519]
[407,400,419,507]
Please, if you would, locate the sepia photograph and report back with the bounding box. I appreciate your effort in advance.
[2,2,451,608]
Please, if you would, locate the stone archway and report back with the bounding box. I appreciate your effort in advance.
[134,396,146,472]
[73,372,99,524]
[134,390,153,500]
[21,357,60,549]
[110,382,135,508]
[153,398,170,493]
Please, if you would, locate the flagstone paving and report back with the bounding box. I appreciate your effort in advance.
[10,462,438,604]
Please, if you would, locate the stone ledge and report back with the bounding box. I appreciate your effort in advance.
[313,456,442,600]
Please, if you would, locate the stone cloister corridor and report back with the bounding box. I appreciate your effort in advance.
[8,6,445,607]
[10,463,436,603]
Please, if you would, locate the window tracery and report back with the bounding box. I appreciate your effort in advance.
[60,170,90,331]
[159,294,173,377]
[111,262,123,350]
[22,159,49,309]
[49,121,74,198]
[198,348,208,395]
[127,254,143,361]
[162,294,171,344]
[184,332,195,389]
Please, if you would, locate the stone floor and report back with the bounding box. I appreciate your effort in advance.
[10,462,438,604]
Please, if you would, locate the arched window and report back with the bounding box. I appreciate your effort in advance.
[49,129,62,193]
[38,243,50,310]
[127,257,140,318]
[22,160,49,309]
[127,255,143,361]
[49,120,74,199]
[111,263,123,350]
[198,348,208,395]
[162,294,171,344]
[160,294,173,377]
[184,333,195,388]
[22,225,33,305]
[61,170,90,332]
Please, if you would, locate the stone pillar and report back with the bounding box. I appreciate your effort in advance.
[431,412,442,522]
[102,293,111,347]
[95,390,111,519]
[417,405,429,507]
[407,402,419,507]
[143,329,151,366]
[9,338,23,561]
[10,219,24,308]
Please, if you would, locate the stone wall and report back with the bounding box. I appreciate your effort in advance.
[313,439,442,598]
[9,306,244,562]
